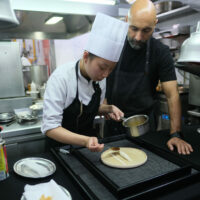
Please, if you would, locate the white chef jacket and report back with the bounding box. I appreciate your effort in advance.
[21,56,31,66]
[41,61,106,134]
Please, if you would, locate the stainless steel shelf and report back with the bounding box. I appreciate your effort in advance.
[157,5,194,21]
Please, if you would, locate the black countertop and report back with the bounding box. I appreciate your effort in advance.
[139,125,200,171]
[0,151,85,200]
[1,125,200,200]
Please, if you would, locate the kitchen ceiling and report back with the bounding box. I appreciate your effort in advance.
[0,0,178,40]
[0,0,130,39]
[0,10,95,39]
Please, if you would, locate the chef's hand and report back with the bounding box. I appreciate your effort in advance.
[167,137,193,155]
[104,105,124,121]
[86,137,104,152]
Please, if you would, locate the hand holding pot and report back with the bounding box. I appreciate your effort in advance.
[104,105,124,121]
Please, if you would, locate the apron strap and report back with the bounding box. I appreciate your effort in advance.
[75,61,79,99]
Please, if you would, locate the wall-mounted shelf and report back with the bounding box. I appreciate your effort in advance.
[157,5,194,21]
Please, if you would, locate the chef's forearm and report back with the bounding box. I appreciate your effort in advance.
[98,104,112,115]
[167,94,182,133]
[46,127,89,147]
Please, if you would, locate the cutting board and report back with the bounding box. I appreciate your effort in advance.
[101,147,147,168]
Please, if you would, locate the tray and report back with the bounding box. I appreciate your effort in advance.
[13,157,56,178]
[51,135,198,200]
[71,136,191,199]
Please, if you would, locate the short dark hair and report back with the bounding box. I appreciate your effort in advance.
[88,52,97,60]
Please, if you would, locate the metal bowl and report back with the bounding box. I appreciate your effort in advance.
[0,112,15,123]
[29,103,43,117]
[17,114,38,125]
[122,115,149,137]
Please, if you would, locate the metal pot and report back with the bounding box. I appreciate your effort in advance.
[29,103,43,117]
[22,65,49,89]
[122,115,149,137]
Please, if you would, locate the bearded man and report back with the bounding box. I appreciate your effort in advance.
[105,0,193,155]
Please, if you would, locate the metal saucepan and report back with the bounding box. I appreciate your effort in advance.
[122,115,149,137]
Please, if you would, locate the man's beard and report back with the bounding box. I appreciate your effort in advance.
[127,35,147,50]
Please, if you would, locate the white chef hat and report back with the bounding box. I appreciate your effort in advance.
[85,13,128,62]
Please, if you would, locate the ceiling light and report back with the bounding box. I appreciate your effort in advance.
[63,0,116,5]
[45,16,63,25]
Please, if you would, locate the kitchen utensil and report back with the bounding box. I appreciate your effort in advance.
[29,103,43,117]
[122,115,149,137]
[5,119,16,126]
[101,147,147,168]
[13,157,56,178]
[17,114,38,125]
[110,147,132,161]
[0,112,15,123]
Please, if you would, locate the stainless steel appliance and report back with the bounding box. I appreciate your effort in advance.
[187,74,200,132]
[188,74,200,108]
[23,65,49,89]
[0,42,25,98]
[157,87,189,131]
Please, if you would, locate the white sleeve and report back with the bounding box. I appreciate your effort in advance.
[41,73,68,134]
[100,78,106,104]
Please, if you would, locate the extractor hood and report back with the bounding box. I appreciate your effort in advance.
[0,0,19,29]
[0,0,120,39]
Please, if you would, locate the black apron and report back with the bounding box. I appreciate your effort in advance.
[105,39,157,137]
[47,61,101,147]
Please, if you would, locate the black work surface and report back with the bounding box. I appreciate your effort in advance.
[54,135,200,200]
[77,139,181,188]
[0,151,84,200]
[1,125,200,200]
[139,125,200,171]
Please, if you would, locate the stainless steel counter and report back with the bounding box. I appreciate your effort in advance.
[0,118,42,139]
[1,118,46,157]
[0,116,104,147]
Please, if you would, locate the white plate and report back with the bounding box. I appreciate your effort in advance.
[13,157,56,178]
[20,185,72,200]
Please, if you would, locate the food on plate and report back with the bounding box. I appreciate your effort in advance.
[39,194,52,200]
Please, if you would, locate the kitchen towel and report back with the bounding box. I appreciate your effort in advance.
[23,179,70,200]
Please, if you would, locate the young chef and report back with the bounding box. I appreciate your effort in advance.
[41,13,128,152]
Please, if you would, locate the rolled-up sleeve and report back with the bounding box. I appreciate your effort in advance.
[41,73,68,134]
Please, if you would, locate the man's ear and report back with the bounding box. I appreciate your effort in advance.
[83,51,89,63]
[155,18,158,25]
